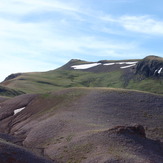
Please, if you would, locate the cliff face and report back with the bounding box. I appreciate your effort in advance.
[136,56,163,77]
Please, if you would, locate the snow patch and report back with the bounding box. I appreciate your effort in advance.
[14,107,25,115]
[71,61,138,70]
[154,69,158,73]
[71,63,101,69]
[116,62,126,65]
[116,61,138,65]
[158,68,163,74]
[120,64,136,69]
[103,63,115,66]
[125,62,138,64]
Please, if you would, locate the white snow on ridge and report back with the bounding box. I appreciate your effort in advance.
[158,68,163,74]
[154,69,158,74]
[71,61,138,70]
[116,61,138,65]
[14,107,25,115]
[120,64,136,69]
[71,63,101,69]
[103,63,115,66]
[125,62,138,64]
[116,62,126,65]
[103,61,138,66]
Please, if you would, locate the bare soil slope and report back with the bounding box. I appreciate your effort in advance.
[0,88,163,162]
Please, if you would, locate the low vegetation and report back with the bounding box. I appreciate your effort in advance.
[1,56,163,96]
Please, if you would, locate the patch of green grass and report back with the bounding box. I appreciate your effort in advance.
[66,134,74,142]
[127,78,163,94]
[142,111,153,118]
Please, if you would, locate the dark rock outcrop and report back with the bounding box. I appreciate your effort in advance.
[111,124,146,138]
[136,55,163,77]
[3,73,22,81]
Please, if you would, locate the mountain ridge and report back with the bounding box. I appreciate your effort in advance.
[1,55,163,96]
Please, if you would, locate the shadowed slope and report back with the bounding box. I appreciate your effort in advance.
[0,85,24,97]
[0,137,54,163]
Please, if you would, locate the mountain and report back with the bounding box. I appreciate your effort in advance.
[1,55,163,95]
[0,55,163,162]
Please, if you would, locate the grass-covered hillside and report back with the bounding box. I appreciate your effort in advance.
[1,55,163,95]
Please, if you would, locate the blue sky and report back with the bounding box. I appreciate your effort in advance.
[1,0,163,81]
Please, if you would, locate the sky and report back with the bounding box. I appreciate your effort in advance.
[1,0,163,81]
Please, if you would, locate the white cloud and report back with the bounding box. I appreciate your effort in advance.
[101,15,163,35]
[121,16,163,35]
[39,35,138,57]
[0,0,80,15]
[0,15,137,57]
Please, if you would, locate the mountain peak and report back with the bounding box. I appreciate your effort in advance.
[144,55,163,60]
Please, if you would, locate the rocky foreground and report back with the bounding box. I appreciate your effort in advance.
[0,88,163,162]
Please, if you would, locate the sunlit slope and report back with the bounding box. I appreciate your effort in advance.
[1,70,124,93]
[1,56,163,94]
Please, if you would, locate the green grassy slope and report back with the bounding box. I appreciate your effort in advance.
[2,68,163,95]
[1,56,163,95]
[1,70,124,94]
[126,78,163,94]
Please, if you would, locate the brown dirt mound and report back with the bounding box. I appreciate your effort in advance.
[0,88,163,162]
[0,94,37,121]
[45,125,163,163]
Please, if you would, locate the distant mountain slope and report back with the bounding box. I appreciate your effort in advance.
[0,88,163,162]
[1,55,163,95]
